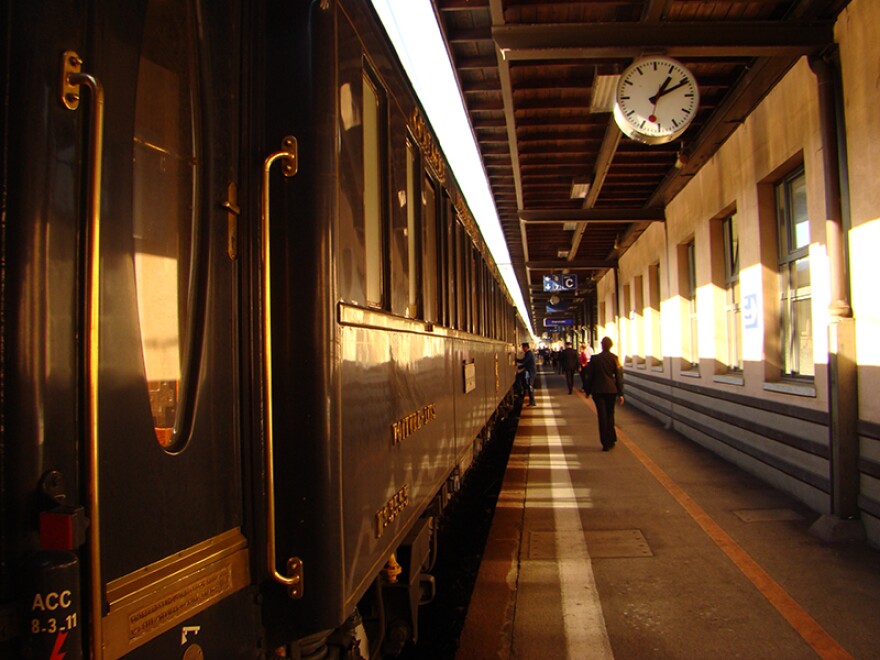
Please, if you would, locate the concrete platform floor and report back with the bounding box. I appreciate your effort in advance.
[457,366,880,659]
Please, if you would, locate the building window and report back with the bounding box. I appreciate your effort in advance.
[722,214,742,371]
[622,283,631,365]
[648,263,662,368]
[633,275,645,367]
[680,240,699,371]
[776,167,813,377]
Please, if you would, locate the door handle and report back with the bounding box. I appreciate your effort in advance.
[261,136,303,597]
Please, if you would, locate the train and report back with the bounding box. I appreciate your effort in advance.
[1,1,528,657]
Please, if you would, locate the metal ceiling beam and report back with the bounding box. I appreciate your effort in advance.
[567,121,623,260]
[520,208,665,223]
[492,21,834,60]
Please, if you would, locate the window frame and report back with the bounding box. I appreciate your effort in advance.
[722,213,742,372]
[361,65,387,310]
[775,166,813,378]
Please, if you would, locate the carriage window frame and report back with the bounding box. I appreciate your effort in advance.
[422,175,439,323]
[362,66,387,310]
[405,138,421,318]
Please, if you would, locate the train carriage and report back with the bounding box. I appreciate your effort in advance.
[1,0,522,657]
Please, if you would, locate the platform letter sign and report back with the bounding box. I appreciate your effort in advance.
[543,274,578,292]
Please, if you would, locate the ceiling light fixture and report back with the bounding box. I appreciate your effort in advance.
[570,177,591,199]
[590,74,620,113]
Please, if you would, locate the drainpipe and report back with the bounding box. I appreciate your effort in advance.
[808,50,863,541]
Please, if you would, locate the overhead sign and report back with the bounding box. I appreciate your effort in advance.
[544,317,574,327]
[546,300,571,314]
[543,274,578,292]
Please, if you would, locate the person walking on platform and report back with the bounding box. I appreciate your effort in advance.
[517,342,537,407]
[560,341,580,394]
[578,342,593,392]
[588,337,624,450]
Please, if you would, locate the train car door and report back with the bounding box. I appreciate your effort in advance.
[63,1,256,657]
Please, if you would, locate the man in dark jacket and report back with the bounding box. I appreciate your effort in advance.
[517,342,537,407]
[560,341,580,394]
[588,337,624,450]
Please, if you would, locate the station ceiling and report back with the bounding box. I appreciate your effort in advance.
[429,0,847,334]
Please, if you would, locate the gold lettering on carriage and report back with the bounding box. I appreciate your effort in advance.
[375,484,409,538]
[390,403,437,446]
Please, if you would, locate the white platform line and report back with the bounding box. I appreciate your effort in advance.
[520,382,614,658]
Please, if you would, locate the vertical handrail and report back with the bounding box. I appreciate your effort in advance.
[261,136,303,596]
[61,50,105,658]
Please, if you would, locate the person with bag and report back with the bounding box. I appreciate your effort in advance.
[588,337,624,451]
[578,342,593,392]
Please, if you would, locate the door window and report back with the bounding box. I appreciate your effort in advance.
[132,0,199,449]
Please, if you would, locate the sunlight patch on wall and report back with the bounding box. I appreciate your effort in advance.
[850,218,880,367]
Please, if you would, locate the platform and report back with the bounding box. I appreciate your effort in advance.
[457,365,880,659]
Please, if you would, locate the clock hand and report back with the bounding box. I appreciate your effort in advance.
[650,79,691,103]
[648,76,672,105]
[648,76,672,123]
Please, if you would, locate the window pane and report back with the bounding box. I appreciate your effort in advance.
[406,143,419,317]
[687,242,698,366]
[794,295,814,376]
[133,0,197,450]
[723,213,739,282]
[727,280,742,371]
[363,75,383,307]
[790,172,810,250]
[422,179,437,322]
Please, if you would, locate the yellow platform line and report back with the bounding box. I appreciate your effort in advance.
[615,426,852,660]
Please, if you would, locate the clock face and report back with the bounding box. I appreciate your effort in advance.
[613,56,700,145]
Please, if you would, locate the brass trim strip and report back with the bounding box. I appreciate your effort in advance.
[102,531,250,659]
[61,50,106,659]
[338,302,513,347]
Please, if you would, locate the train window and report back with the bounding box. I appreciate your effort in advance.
[405,140,420,317]
[388,115,410,317]
[457,225,468,332]
[422,177,438,322]
[439,196,455,328]
[452,217,462,329]
[363,71,386,308]
[132,0,198,449]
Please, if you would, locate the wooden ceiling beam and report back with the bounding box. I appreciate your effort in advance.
[492,21,834,59]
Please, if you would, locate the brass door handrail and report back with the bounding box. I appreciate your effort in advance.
[61,49,105,657]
